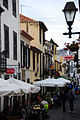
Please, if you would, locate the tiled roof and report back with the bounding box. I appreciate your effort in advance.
[20,14,36,22]
[20,14,48,32]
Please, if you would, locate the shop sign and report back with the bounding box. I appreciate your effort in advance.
[6,68,15,74]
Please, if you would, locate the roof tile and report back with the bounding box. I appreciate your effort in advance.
[20,14,36,22]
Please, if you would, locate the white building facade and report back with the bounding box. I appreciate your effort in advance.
[0,0,20,111]
[0,0,20,79]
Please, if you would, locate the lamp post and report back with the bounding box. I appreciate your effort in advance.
[62,1,80,38]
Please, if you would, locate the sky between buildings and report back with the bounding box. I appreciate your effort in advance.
[19,0,80,50]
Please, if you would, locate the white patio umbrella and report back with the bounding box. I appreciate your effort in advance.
[0,78,40,97]
[7,78,40,94]
[57,78,71,84]
[33,78,66,87]
[0,78,8,86]
[0,83,21,97]
[0,78,21,96]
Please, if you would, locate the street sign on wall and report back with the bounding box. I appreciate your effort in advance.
[6,68,15,74]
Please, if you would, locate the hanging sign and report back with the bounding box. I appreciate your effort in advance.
[6,68,15,74]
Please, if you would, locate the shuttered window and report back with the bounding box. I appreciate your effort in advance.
[3,0,8,9]
[28,48,30,67]
[55,47,56,55]
[21,42,30,68]
[25,47,27,67]
[26,48,30,68]
[37,53,39,71]
[12,0,16,17]
[4,24,9,58]
[13,31,17,60]
[43,31,45,46]
[33,52,35,71]
[23,45,25,66]
[39,26,41,44]
[21,41,23,67]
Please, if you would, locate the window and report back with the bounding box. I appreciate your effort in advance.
[23,45,26,66]
[28,48,30,67]
[12,0,16,17]
[4,24,9,58]
[21,41,24,67]
[26,48,30,68]
[37,53,39,71]
[43,31,45,46]
[21,42,30,68]
[55,47,56,55]
[39,26,41,44]
[33,52,35,71]
[3,0,8,9]
[13,31,17,60]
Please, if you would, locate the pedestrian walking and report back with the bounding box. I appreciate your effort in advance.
[60,89,67,112]
[68,89,75,113]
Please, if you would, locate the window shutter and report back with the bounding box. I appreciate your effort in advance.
[23,45,25,66]
[25,47,27,67]
[28,48,30,67]
[33,52,35,71]
[39,26,41,44]
[43,32,45,46]
[21,42,22,66]
[4,24,9,58]
[3,0,8,9]
[37,53,39,71]
[21,41,24,67]
[12,0,16,17]
[13,31,17,60]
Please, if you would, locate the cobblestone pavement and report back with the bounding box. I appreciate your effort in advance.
[48,97,80,120]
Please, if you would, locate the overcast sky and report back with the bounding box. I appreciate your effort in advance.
[19,0,80,49]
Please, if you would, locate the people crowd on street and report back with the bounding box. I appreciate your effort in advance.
[0,78,80,120]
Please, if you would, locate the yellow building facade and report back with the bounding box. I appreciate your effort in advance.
[20,14,48,82]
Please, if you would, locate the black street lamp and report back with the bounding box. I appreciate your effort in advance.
[62,1,80,38]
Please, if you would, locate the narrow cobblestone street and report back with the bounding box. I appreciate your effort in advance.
[48,97,80,120]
